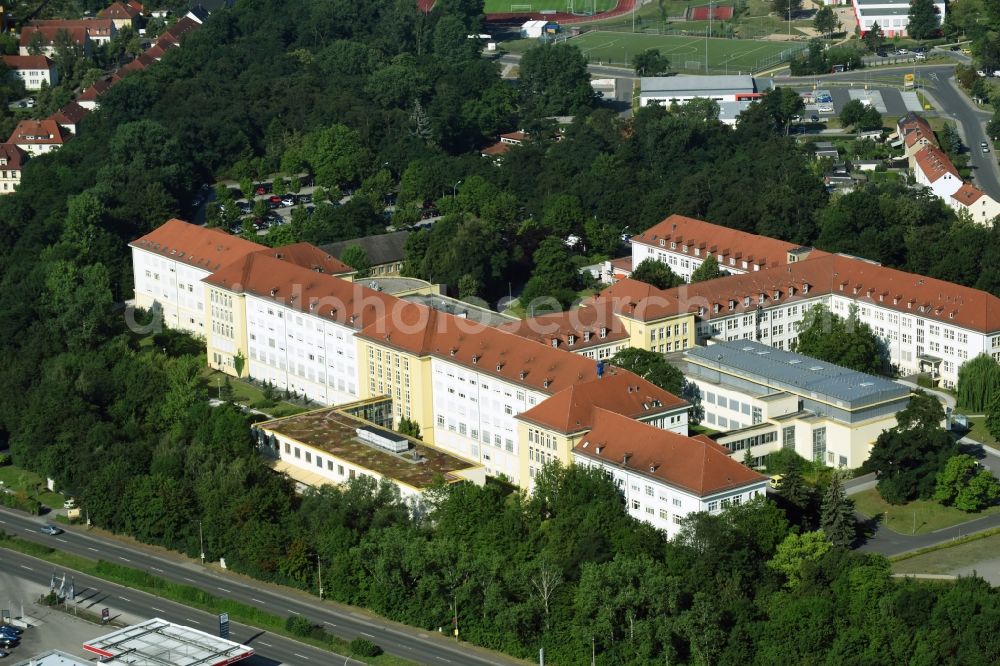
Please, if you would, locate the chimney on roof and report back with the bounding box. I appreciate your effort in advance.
[450,348,457,356]
[622,452,632,465]
[472,355,479,365]
[520,370,527,380]
[649,463,659,473]
[270,288,277,296]
[543,378,551,388]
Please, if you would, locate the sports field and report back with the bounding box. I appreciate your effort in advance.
[484,0,617,12]
[567,30,806,72]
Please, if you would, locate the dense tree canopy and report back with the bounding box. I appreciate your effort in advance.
[609,347,685,396]
[630,258,684,289]
[956,354,1000,412]
[792,304,890,375]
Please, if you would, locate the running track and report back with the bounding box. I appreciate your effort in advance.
[417,0,637,24]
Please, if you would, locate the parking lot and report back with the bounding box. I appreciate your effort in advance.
[793,85,915,119]
[0,567,126,660]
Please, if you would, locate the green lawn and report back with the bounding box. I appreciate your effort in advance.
[892,531,1000,575]
[853,487,1000,536]
[200,369,308,418]
[967,418,999,447]
[0,465,68,510]
[565,30,806,72]
[484,0,616,12]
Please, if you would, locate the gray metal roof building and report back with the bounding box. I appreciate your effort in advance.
[685,340,909,414]
[640,75,756,104]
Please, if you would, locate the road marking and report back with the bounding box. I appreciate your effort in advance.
[185,618,200,624]
[151,607,165,613]
[360,632,375,638]
[437,658,452,663]
[251,598,264,604]
[57,538,68,543]
[323,621,336,627]
[120,597,131,602]
[287,609,300,615]
[87,547,99,552]
[118,556,130,562]
[293,653,309,660]
[19,565,32,571]
[151,567,163,573]
[183,577,196,583]
[258,641,272,647]
[217,587,231,593]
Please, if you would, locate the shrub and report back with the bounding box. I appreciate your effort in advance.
[285,615,313,637]
[350,637,382,657]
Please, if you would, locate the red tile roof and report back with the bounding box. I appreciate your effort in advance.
[49,100,89,126]
[951,183,986,206]
[0,143,27,170]
[600,253,1000,333]
[2,55,53,70]
[358,303,628,395]
[632,214,824,273]
[592,278,694,321]
[163,16,199,41]
[254,243,355,276]
[610,257,633,273]
[145,43,167,59]
[26,18,114,37]
[480,141,512,157]
[78,78,113,102]
[100,1,141,19]
[518,372,687,434]
[573,409,767,497]
[203,252,399,330]
[914,145,960,184]
[8,119,67,145]
[497,301,629,351]
[19,25,89,47]
[500,131,526,143]
[130,218,266,273]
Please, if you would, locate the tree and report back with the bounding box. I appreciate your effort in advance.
[814,6,838,37]
[340,245,371,275]
[820,473,856,547]
[768,530,832,587]
[863,22,885,52]
[632,49,671,76]
[839,99,866,127]
[863,391,957,504]
[233,350,246,378]
[609,348,684,395]
[988,392,1000,442]
[397,417,421,440]
[519,237,579,312]
[630,258,683,290]
[908,0,941,39]
[772,0,803,18]
[690,254,723,283]
[934,454,1000,511]
[957,354,1000,411]
[518,42,596,117]
[793,304,890,375]
[857,106,884,132]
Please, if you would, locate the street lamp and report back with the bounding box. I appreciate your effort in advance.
[316,553,324,599]
[452,180,462,200]
[199,520,205,563]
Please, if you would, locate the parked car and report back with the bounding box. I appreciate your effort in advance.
[0,626,23,637]
[281,195,296,207]
[298,194,312,204]
[39,524,63,536]
[982,141,991,153]
[237,201,253,214]
[0,648,10,658]
[914,52,926,60]
[255,183,272,196]
[0,629,19,640]
[0,638,16,649]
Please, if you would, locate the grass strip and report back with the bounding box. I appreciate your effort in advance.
[889,526,1000,563]
[0,532,416,666]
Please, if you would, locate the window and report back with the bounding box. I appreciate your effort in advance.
[284,442,291,454]
[672,498,681,507]
[659,509,668,519]
[294,447,301,459]
[782,426,795,450]
[812,427,827,462]
[631,500,640,510]
[645,485,654,496]
[708,501,719,512]
[305,451,311,463]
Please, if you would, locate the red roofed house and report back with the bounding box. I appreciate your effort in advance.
[2,54,58,89]
[49,100,89,135]
[913,145,962,200]
[0,143,28,195]
[25,18,116,45]
[949,182,1000,225]
[76,78,114,110]
[19,25,92,58]
[897,112,937,161]
[99,1,142,30]
[630,213,825,283]
[573,409,767,537]
[497,301,630,361]
[7,118,69,155]
[480,130,526,160]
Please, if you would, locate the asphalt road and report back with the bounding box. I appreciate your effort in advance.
[0,548,347,666]
[0,507,523,666]
[785,61,1000,199]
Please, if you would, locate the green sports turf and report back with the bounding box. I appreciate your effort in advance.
[484,0,617,13]
[566,30,805,73]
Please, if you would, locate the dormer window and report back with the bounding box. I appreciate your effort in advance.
[698,306,705,316]
[729,258,736,266]
[568,334,576,346]
[584,330,591,342]
[670,242,676,249]
[600,327,607,339]
[788,286,796,296]
[659,239,665,247]
[728,300,735,311]
[551,339,558,348]
[772,290,781,301]
[694,248,701,256]
[741,261,748,269]
[743,296,750,306]
[802,283,810,294]
[713,303,721,313]
[682,244,688,253]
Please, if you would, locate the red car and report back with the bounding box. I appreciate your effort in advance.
[268,195,282,204]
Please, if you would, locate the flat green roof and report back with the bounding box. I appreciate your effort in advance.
[260,409,480,489]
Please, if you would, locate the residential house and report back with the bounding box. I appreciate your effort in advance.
[18,25,91,57]
[813,141,840,160]
[913,145,962,200]
[2,55,58,90]
[48,100,89,135]
[480,131,527,159]
[7,119,69,155]
[99,1,142,30]
[949,183,1000,226]
[629,213,824,283]
[682,339,911,469]
[76,78,114,109]
[0,143,27,195]
[897,112,937,163]
[572,409,768,538]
